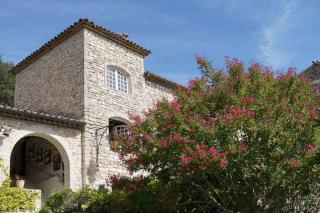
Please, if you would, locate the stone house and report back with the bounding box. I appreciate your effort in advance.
[0,19,177,198]
[300,60,320,89]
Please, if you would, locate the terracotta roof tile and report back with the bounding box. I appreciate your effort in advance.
[10,18,151,75]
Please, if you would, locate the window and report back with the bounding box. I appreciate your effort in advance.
[109,119,129,140]
[109,120,129,135]
[108,119,129,150]
[114,125,129,134]
[107,68,128,93]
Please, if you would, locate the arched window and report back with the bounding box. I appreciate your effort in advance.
[109,119,129,136]
[108,119,129,150]
[106,67,129,93]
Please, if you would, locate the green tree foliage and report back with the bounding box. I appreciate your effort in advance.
[112,57,320,212]
[0,56,14,106]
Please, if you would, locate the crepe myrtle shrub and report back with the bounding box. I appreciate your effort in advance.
[112,57,320,212]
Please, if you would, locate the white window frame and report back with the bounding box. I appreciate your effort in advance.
[113,125,129,134]
[106,68,129,93]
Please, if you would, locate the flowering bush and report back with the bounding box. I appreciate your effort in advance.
[114,57,320,212]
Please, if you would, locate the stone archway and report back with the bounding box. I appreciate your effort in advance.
[9,133,71,197]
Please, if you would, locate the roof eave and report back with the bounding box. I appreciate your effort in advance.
[144,71,185,90]
[10,19,151,75]
[0,105,85,129]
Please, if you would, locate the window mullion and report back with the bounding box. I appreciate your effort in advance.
[115,71,118,91]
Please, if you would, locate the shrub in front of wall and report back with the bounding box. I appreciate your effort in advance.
[87,186,127,213]
[41,188,76,213]
[0,158,39,211]
[0,187,39,211]
[40,185,127,213]
[41,186,102,213]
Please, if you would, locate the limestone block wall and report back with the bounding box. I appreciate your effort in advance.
[82,29,176,186]
[143,80,175,109]
[14,30,85,119]
[82,28,146,185]
[0,116,83,190]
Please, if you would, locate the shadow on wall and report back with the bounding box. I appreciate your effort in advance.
[0,136,4,147]
[87,159,98,185]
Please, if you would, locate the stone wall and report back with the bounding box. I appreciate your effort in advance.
[143,80,175,110]
[0,116,83,190]
[14,30,85,119]
[82,29,175,186]
[82,28,144,185]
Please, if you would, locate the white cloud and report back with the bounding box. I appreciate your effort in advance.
[260,0,298,68]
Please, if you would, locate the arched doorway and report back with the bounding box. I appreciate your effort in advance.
[10,136,69,197]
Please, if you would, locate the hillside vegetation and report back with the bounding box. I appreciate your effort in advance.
[0,56,14,106]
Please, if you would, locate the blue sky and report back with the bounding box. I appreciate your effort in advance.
[0,0,319,84]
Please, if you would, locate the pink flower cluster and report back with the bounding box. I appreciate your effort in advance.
[309,107,317,119]
[164,133,188,145]
[219,159,228,167]
[261,66,271,75]
[179,156,192,164]
[197,144,227,158]
[171,98,180,112]
[249,62,260,70]
[159,140,169,148]
[143,134,152,140]
[143,108,154,116]
[276,67,295,80]
[199,117,207,125]
[224,107,256,123]
[164,111,171,117]
[188,78,199,88]
[108,174,120,187]
[239,142,247,151]
[187,78,200,93]
[288,159,300,168]
[239,96,255,106]
[133,115,141,123]
[306,144,314,152]
[125,157,137,170]
[172,133,184,144]
[225,57,243,67]
[208,146,222,157]
[179,144,228,168]
[297,114,305,121]
[195,55,205,65]
[197,144,208,156]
